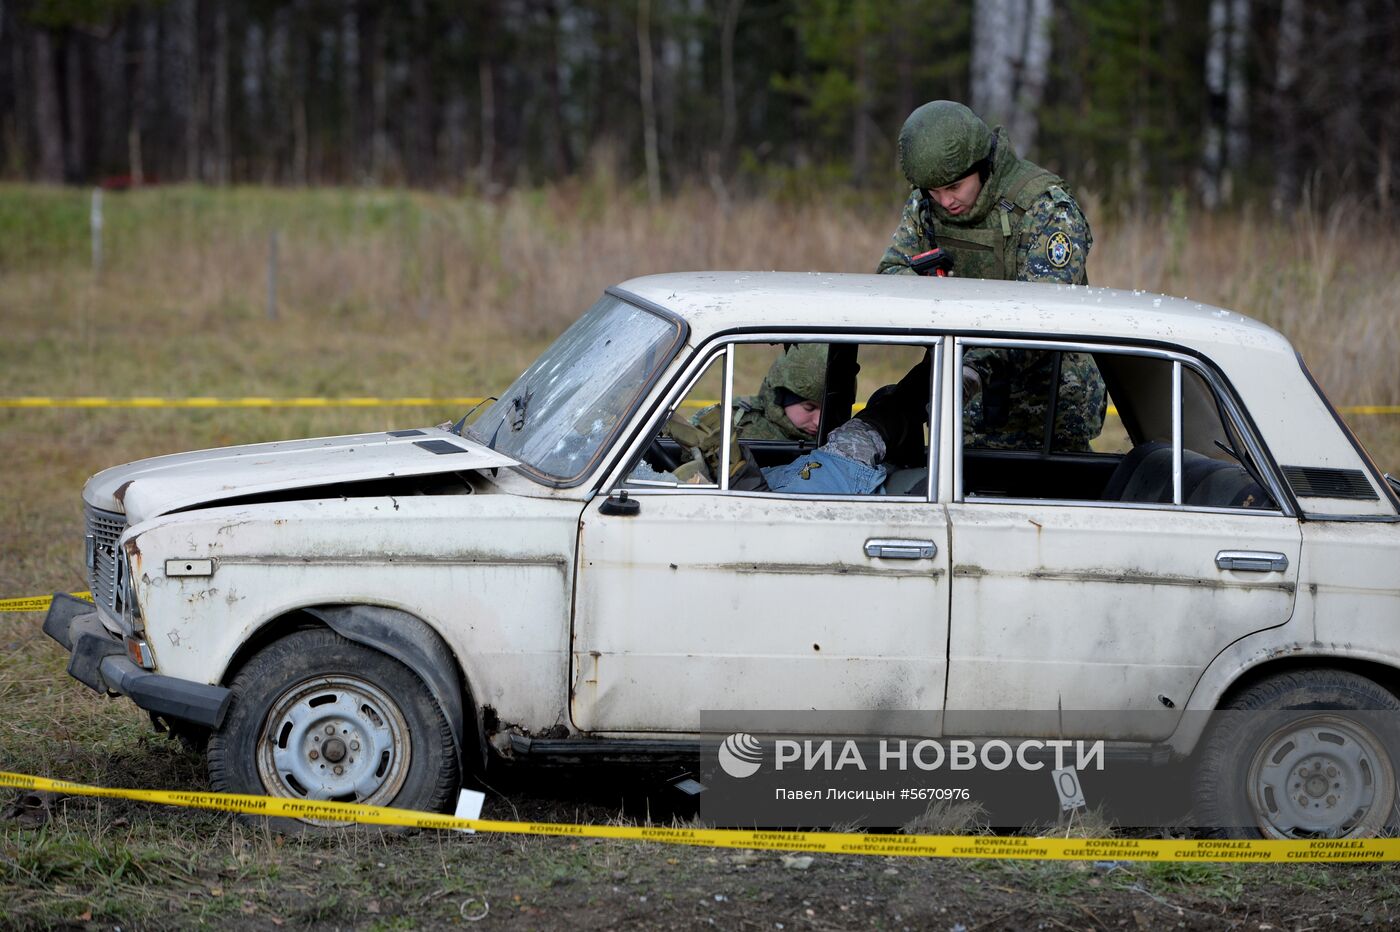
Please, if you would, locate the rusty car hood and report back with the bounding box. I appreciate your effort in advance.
[84,429,519,522]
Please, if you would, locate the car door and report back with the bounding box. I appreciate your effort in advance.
[570,337,952,736]
[944,340,1302,740]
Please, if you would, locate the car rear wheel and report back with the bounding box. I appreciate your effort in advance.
[1194,669,1400,838]
[208,627,459,831]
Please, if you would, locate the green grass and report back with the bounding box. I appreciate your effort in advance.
[5,183,1400,927]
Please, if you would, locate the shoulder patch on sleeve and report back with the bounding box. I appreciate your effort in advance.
[1047,231,1072,268]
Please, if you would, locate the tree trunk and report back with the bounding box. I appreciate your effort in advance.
[1012,0,1052,154]
[409,0,432,184]
[242,20,266,181]
[476,0,496,190]
[1199,0,1228,208]
[97,22,128,176]
[211,2,228,184]
[1271,0,1303,212]
[851,11,870,185]
[182,0,200,182]
[340,5,359,182]
[1223,0,1249,202]
[127,11,157,184]
[718,0,742,175]
[63,32,86,181]
[970,0,1052,154]
[30,25,64,182]
[970,0,1013,125]
[638,0,661,203]
[369,7,388,183]
[542,0,573,176]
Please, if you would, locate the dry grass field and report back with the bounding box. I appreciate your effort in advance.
[3,182,1400,928]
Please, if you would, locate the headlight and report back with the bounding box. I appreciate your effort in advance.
[115,548,141,627]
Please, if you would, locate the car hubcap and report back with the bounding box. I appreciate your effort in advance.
[257,674,411,819]
[1247,714,1396,838]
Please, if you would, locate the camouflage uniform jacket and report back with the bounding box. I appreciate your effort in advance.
[877,128,1103,451]
[876,128,1092,284]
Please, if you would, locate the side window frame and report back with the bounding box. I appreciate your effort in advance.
[953,336,1294,515]
[604,332,944,502]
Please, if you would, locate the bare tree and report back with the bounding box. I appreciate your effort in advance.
[638,0,661,203]
[339,6,359,182]
[1225,0,1249,192]
[542,0,574,177]
[718,0,742,173]
[1200,0,1249,207]
[211,3,229,184]
[970,0,1053,152]
[1271,0,1303,211]
[180,0,199,181]
[851,8,871,184]
[30,24,63,182]
[476,1,497,190]
[64,31,86,179]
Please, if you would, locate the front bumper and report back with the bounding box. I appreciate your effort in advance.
[43,593,231,729]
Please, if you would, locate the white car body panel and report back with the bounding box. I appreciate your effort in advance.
[86,428,516,522]
[125,492,582,729]
[944,502,1301,739]
[69,272,1398,757]
[571,492,951,734]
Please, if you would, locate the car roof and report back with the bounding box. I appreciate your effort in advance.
[615,271,1294,361]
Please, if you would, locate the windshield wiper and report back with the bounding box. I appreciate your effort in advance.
[451,397,496,437]
[509,387,534,432]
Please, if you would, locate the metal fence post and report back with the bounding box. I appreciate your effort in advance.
[90,187,103,276]
[267,230,279,320]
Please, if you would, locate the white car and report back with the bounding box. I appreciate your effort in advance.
[45,272,1400,838]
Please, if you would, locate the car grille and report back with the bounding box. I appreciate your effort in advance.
[86,504,126,612]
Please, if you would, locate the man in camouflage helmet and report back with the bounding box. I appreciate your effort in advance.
[665,343,827,486]
[878,100,1104,452]
[730,342,826,442]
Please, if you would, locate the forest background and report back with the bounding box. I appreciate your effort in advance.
[3,0,1398,209]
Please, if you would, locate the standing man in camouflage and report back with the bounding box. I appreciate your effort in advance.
[878,99,1104,452]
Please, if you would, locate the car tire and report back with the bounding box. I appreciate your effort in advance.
[208,627,460,832]
[1193,669,1400,839]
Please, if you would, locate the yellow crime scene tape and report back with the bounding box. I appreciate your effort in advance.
[3,396,1400,415]
[0,396,489,409]
[1,770,1396,861]
[0,592,90,613]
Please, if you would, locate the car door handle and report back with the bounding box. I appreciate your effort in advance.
[864,538,937,560]
[1215,550,1288,573]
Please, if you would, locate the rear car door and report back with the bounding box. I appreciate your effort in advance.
[944,340,1301,740]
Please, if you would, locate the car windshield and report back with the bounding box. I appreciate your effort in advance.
[465,293,683,484]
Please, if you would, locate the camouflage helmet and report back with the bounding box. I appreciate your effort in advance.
[897,100,993,190]
[764,343,827,405]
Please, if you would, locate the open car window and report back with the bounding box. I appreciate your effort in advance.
[960,342,1280,511]
[624,339,935,498]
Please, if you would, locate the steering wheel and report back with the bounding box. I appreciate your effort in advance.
[647,437,681,473]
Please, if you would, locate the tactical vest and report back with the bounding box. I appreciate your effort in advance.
[918,156,1065,281]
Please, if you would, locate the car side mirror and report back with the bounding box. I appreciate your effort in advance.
[599,490,640,517]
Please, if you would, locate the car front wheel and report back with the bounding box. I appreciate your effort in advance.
[208,627,460,831]
[1194,669,1400,838]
